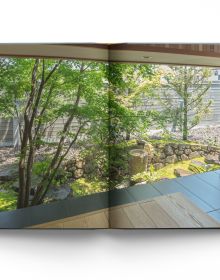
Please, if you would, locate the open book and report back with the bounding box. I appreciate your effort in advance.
[0,43,220,228]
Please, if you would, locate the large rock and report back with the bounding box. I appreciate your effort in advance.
[46,185,72,201]
[174,168,193,177]
[184,149,192,155]
[189,151,201,159]
[165,155,177,164]
[205,154,220,164]
[181,154,188,161]
[0,164,18,181]
[115,180,130,189]
[11,174,41,193]
[154,163,164,170]
[129,149,148,176]
[159,152,166,159]
[178,144,186,151]
[175,150,183,156]
[164,145,173,156]
[191,145,201,151]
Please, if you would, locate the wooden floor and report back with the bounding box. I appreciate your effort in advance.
[32,193,220,229]
[116,169,220,222]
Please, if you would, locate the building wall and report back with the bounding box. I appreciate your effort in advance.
[0,118,14,147]
[135,68,220,127]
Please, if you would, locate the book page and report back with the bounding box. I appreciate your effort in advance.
[0,48,110,228]
[108,45,220,228]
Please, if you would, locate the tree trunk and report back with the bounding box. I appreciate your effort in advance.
[182,67,188,141]
[183,100,188,140]
[17,128,29,208]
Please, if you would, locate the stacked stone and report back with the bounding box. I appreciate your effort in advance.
[151,143,220,170]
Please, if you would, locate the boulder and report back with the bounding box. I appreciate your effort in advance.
[11,174,41,193]
[0,164,18,181]
[189,151,201,159]
[174,168,193,177]
[184,149,192,155]
[165,155,177,164]
[181,154,188,161]
[191,145,201,151]
[170,143,178,149]
[154,163,164,170]
[205,154,220,164]
[46,185,72,201]
[159,152,166,159]
[164,145,173,156]
[115,180,130,189]
[178,144,186,150]
[175,150,183,156]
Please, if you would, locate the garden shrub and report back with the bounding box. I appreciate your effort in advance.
[70,178,108,197]
[0,191,17,212]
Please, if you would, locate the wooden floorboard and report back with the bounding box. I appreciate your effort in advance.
[155,195,201,227]
[208,210,220,222]
[140,200,179,228]
[32,193,220,229]
[119,204,156,228]
[161,193,220,227]
[151,179,213,212]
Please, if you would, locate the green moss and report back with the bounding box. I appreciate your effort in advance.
[148,138,198,145]
[155,160,197,179]
[131,157,207,184]
[0,191,17,212]
[111,139,137,149]
[70,178,108,197]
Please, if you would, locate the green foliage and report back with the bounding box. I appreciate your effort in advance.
[0,191,17,212]
[33,159,51,176]
[160,66,212,140]
[108,63,162,143]
[33,159,71,187]
[70,178,108,197]
[131,165,159,184]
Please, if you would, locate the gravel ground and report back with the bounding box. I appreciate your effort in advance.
[150,125,220,146]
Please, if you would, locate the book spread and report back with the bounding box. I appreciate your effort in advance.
[0,43,220,228]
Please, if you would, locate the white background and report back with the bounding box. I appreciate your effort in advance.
[1,1,220,279]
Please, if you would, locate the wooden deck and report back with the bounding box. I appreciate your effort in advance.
[32,193,220,228]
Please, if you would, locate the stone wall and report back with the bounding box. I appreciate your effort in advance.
[150,142,220,170]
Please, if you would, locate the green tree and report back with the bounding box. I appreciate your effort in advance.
[0,58,108,208]
[160,66,212,140]
[107,63,161,142]
[107,63,162,186]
